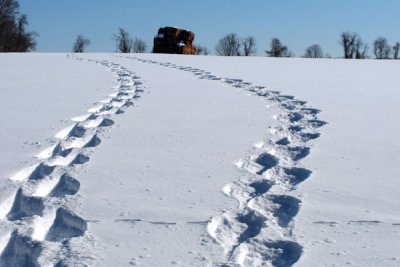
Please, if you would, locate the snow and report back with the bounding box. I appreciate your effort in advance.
[132,55,400,266]
[0,54,113,182]
[0,53,399,267]
[76,54,276,266]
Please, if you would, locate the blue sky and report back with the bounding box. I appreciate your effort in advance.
[19,0,400,57]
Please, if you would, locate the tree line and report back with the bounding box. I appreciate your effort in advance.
[42,30,400,60]
[214,32,400,59]
[2,0,399,59]
[73,28,147,53]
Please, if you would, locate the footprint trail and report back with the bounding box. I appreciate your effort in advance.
[127,56,327,266]
[0,57,144,266]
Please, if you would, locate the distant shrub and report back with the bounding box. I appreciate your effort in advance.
[196,45,210,55]
[73,35,90,53]
[373,37,391,59]
[215,33,241,56]
[132,38,147,53]
[304,44,324,58]
[266,38,292,57]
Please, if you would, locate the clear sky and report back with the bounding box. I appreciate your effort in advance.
[19,0,400,57]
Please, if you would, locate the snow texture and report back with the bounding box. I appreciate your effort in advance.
[1,53,399,267]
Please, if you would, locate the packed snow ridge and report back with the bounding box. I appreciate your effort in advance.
[0,58,144,266]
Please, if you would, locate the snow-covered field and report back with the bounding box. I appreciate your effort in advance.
[0,53,399,267]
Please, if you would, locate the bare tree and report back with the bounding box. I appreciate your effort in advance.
[353,37,368,59]
[242,36,256,56]
[114,28,133,53]
[266,38,291,57]
[0,0,37,52]
[196,45,210,55]
[132,37,147,53]
[339,32,354,59]
[393,42,400,59]
[73,35,90,53]
[373,37,391,59]
[215,33,241,56]
[339,32,368,59]
[304,44,324,58]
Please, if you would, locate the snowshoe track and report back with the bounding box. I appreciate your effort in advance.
[0,57,144,266]
[129,56,327,266]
